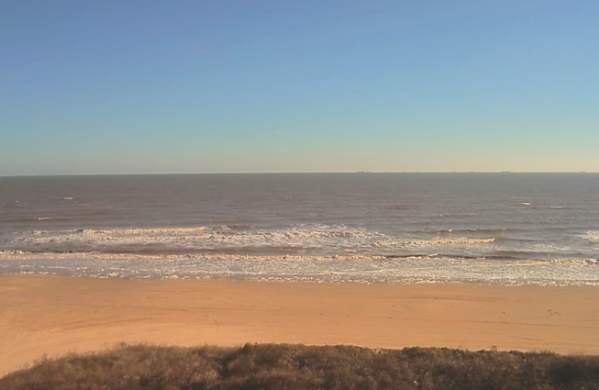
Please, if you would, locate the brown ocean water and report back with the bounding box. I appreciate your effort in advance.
[1,173,598,285]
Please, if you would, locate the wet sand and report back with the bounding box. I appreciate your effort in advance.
[1,275,598,377]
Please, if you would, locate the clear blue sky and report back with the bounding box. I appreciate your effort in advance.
[2,0,598,175]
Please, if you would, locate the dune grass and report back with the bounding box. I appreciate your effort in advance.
[2,343,599,389]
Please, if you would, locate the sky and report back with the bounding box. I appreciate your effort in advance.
[1,0,598,175]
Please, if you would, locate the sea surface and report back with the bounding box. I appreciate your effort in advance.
[1,173,598,285]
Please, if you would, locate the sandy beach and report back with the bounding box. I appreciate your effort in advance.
[1,275,598,377]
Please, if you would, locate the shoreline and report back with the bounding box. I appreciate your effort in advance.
[3,271,599,287]
[2,275,599,377]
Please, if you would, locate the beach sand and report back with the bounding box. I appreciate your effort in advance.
[1,275,598,377]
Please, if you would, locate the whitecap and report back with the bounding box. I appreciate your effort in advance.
[581,231,599,242]
[374,237,495,249]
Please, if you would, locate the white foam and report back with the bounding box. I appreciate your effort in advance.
[581,231,599,242]
[9,225,498,253]
[375,237,495,248]
[0,250,598,286]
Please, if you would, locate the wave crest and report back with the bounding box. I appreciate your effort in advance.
[375,237,495,249]
[581,231,599,242]
[8,225,496,254]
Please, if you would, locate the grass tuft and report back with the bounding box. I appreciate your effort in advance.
[2,344,599,389]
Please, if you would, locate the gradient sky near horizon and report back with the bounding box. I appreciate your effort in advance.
[1,1,598,175]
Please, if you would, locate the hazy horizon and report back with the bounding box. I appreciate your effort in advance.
[2,1,598,175]
[3,170,599,178]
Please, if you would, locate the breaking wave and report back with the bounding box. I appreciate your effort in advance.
[581,231,599,242]
[374,237,494,248]
[1,250,597,286]
[7,225,496,255]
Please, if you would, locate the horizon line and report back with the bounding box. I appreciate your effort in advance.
[2,171,599,178]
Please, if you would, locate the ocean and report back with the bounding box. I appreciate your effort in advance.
[1,173,598,285]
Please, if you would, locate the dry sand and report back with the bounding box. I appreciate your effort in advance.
[1,275,598,377]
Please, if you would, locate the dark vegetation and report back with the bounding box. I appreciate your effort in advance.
[2,343,599,389]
